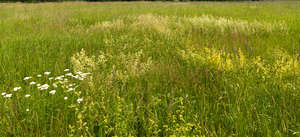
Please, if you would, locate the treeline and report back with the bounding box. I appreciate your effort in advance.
[0,0,260,2]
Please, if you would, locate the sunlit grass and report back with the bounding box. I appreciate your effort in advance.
[0,2,300,136]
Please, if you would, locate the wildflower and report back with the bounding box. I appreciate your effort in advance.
[83,72,91,76]
[26,109,29,112]
[77,72,91,80]
[23,77,32,80]
[37,84,41,87]
[72,75,79,79]
[64,69,70,72]
[64,97,68,100]
[67,88,74,92]
[38,84,49,90]
[13,87,21,91]
[77,98,83,103]
[69,84,73,87]
[49,77,54,80]
[37,74,42,77]
[1,92,6,96]
[65,73,73,76]
[64,78,68,81]
[30,82,36,85]
[55,75,64,80]
[53,83,58,88]
[25,94,31,98]
[44,72,51,75]
[55,77,62,80]
[49,90,56,95]
[5,94,12,98]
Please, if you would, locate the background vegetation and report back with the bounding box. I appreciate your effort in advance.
[0,0,262,3]
[0,1,300,136]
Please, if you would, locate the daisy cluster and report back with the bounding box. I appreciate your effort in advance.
[1,69,91,106]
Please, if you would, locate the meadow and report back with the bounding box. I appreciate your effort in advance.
[0,1,300,136]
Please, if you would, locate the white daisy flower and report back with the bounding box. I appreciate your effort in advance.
[64,78,68,81]
[67,88,74,92]
[38,84,49,90]
[64,97,68,100]
[26,109,29,112]
[25,94,31,98]
[72,75,79,79]
[13,87,21,91]
[37,74,42,77]
[64,69,70,72]
[44,72,51,75]
[77,98,83,104]
[30,82,36,85]
[37,84,41,87]
[55,75,64,80]
[49,77,54,80]
[23,77,32,80]
[82,72,91,77]
[49,90,56,95]
[1,92,6,96]
[53,83,58,88]
[5,94,12,98]
[77,72,91,80]
[65,73,73,76]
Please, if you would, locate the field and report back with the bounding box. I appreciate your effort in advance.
[0,1,300,136]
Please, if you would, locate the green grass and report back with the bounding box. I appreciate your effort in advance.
[0,1,300,136]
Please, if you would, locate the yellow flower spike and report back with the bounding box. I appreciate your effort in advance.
[77,113,82,119]
[179,97,184,105]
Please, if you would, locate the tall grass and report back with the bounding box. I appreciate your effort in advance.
[0,2,299,136]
